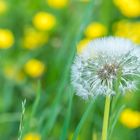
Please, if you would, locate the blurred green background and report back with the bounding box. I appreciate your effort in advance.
[0,0,140,140]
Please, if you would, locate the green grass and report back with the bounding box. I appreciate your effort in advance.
[0,0,140,140]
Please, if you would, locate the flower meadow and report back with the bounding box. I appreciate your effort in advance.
[0,0,140,140]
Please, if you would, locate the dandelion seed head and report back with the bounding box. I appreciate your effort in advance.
[71,37,140,99]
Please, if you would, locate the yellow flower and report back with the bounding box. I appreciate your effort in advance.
[24,59,45,78]
[77,38,90,54]
[23,133,41,140]
[113,20,140,44]
[120,108,140,129]
[23,28,48,49]
[4,65,25,83]
[0,29,14,49]
[47,0,68,9]
[0,0,7,14]
[84,22,107,39]
[33,12,56,31]
[114,0,140,17]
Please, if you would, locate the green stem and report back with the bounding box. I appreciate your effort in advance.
[101,96,111,140]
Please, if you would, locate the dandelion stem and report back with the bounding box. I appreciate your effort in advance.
[101,95,111,140]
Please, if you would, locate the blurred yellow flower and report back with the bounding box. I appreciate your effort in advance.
[4,66,25,83]
[84,22,107,39]
[113,20,140,44]
[77,38,90,54]
[33,12,56,31]
[120,108,140,129]
[0,0,7,14]
[47,0,68,9]
[0,29,14,49]
[23,133,41,140]
[24,59,45,78]
[114,0,140,17]
[23,28,48,49]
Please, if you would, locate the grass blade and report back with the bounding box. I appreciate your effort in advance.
[42,1,95,138]
[72,99,95,140]
[108,105,125,140]
[60,89,74,140]
[30,81,42,119]
[22,81,41,135]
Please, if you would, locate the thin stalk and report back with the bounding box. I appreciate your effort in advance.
[101,96,111,140]
[18,99,26,140]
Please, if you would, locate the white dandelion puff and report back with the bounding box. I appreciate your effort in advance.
[71,37,140,99]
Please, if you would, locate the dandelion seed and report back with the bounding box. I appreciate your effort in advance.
[71,37,140,99]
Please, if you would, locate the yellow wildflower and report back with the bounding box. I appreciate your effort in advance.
[23,28,48,49]
[0,29,14,49]
[84,22,107,39]
[23,133,41,140]
[77,38,90,54]
[4,66,25,83]
[113,20,140,44]
[33,12,56,31]
[47,0,68,9]
[120,108,140,129]
[114,0,140,17]
[24,59,45,78]
[0,0,7,14]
